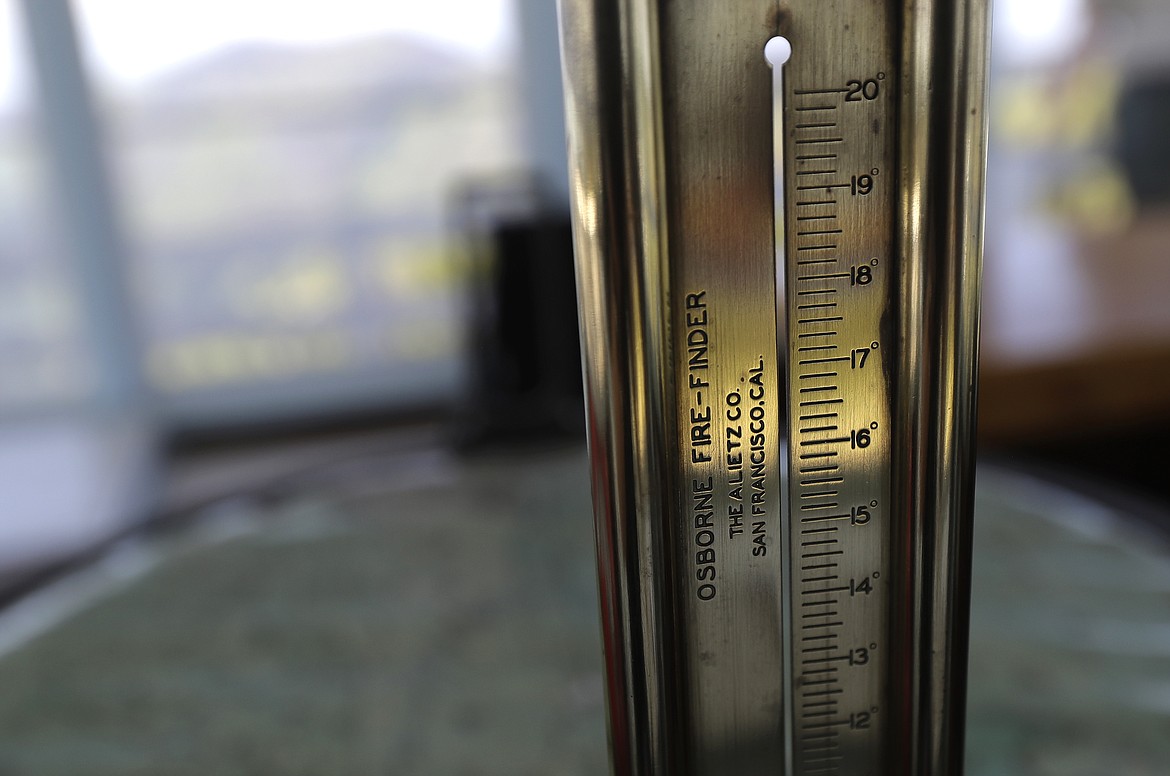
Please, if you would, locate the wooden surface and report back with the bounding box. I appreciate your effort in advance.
[979,207,1170,443]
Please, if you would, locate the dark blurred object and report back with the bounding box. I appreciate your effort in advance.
[456,180,583,447]
[1117,72,1170,206]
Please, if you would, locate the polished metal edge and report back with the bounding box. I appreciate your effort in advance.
[558,1,677,773]
[890,1,991,774]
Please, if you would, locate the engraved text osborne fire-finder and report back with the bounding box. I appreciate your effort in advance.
[558,1,990,774]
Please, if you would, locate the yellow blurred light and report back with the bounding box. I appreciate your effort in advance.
[1046,164,1135,237]
[226,248,351,324]
[371,237,463,297]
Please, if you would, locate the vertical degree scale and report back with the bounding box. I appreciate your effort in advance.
[770,18,895,775]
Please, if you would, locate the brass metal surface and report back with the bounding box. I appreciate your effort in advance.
[559,1,990,774]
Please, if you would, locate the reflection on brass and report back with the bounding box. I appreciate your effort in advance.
[558,1,990,774]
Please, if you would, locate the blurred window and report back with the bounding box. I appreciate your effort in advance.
[71,0,525,424]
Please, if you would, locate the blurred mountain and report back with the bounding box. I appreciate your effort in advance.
[143,35,475,104]
[97,33,527,242]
